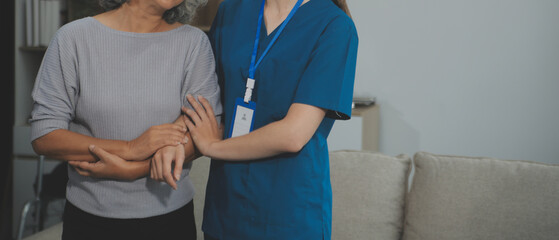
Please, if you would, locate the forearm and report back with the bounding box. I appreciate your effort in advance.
[207,118,311,161]
[206,125,288,161]
[33,115,188,162]
[121,159,151,180]
[69,146,152,181]
[32,129,129,162]
[185,100,326,161]
[184,132,201,163]
[65,124,194,181]
[175,116,201,163]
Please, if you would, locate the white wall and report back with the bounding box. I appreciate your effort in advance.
[349,0,559,164]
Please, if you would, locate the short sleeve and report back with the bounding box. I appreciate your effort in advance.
[181,31,223,119]
[29,30,78,141]
[293,16,358,120]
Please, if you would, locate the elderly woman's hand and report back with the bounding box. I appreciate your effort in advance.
[69,145,149,181]
[125,123,188,161]
[149,143,189,190]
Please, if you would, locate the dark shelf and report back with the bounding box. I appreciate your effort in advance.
[19,46,48,52]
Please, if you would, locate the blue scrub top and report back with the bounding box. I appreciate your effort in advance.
[203,0,358,239]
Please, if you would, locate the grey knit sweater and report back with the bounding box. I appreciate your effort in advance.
[30,17,222,218]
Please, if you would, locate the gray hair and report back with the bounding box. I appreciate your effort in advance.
[98,0,207,24]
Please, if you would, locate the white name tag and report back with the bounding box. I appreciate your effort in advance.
[228,97,256,138]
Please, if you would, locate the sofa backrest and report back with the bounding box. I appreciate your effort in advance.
[403,152,559,240]
[330,150,411,240]
[191,151,559,240]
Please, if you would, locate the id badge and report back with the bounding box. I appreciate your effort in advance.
[228,97,256,138]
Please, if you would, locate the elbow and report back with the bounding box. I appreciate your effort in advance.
[281,135,307,153]
[276,122,313,153]
[31,138,48,156]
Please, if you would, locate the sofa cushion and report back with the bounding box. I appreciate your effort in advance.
[403,152,559,240]
[330,150,411,240]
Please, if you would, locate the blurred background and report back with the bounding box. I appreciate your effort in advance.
[350,0,559,164]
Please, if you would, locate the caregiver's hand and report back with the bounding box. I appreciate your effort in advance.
[150,144,187,190]
[126,123,188,161]
[182,95,223,157]
[69,145,149,181]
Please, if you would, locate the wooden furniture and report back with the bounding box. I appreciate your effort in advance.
[328,104,380,152]
[190,0,224,32]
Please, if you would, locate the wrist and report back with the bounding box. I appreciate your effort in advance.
[205,141,219,159]
[121,141,134,160]
[174,115,187,128]
[121,140,148,161]
[123,160,150,180]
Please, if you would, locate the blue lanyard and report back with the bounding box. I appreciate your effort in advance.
[248,0,304,79]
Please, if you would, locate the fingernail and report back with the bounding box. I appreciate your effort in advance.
[89,145,95,151]
[175,174,180,180]
[183,136,189,143]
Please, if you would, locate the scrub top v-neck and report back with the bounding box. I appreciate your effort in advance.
[204,0,358,239]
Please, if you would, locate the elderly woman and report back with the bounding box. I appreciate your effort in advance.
[29,0,221,239]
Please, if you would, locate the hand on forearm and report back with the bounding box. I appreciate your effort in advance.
[33,121,188,163]
[182,95,223,156]
[183,95,326,161]
[182,94,288,160]
[124,123,188,161]
[69,145,150,180]
[39,114,192,180]
[146,119,197,189]
[69,133,196,181]
[150,132,199,189]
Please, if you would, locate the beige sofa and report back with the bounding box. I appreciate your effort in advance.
[23,151,559,240]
